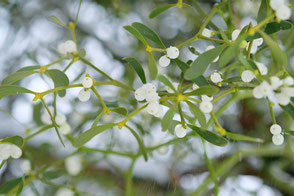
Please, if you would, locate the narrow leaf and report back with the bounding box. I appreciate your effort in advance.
[0,136,24,147]
[188,124,229,146]
[185,44,227,80]
[226,132,264,143]
[46,69,69,97]
[257,0,268,23]
[49,16,66,27]
[17,65,41,72]
[258,30,287,68]
[158,75,176,92]
[123,25,148,46]
[192,76,210,87]
[148,52,158,80]
[126,125,148,161]
[132,22,165,48]
[174,58,189,72]
[74,123,116,147]
[111,107,128,116]
[186,101,206,128]
[149,4,176,19]
[162,104,178,131]
[0,178,22,194]
[0,85,34,100]
[281,104,294,119]
[1,71,38,85]
[185,85,219,96]
[123,57,147,84]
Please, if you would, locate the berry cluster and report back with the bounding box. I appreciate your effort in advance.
[0,143,22,160]
[41,106,71,135]
[57,40,77,56]
[158,46,180,67]
[135,83,163,117]
[270,124,284,145]
[270,0,292,20]
[78,75,94,102]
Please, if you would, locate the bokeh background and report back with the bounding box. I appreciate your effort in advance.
[0,0,294,195]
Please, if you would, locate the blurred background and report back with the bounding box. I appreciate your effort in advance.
[0,0,294,195]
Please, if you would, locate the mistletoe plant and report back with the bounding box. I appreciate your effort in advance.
[0,0,293,195]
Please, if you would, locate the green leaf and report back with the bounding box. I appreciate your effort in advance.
[223,76,241,83]
[0,178,22,194]
[219,33,247,67]
[1,71,38,85]
[174,58,190,72]
[111,107,128,116]
[185,44,227,80]
[126,125,148,161]
[185,85,219,96]
[0,85,34,100]
[162,104,178,131]
[258,30,287,68]
[43,170,64,179]
[74,123,116,148]
[226,132,263,143]
[281,104,294,119]
[0,136,24,147]
[283,130,294,136]
[188,124,228,146]
[149,4,176,19]
[46,69,69,97]
[17,65,41,72]
[158,75,176,92]
[132,22,165,48]
[192,76,210,87]
[188,46,199,55]
[238,53,257,70]
[186,101,206,128]
[123,57,146,84]
[123,25,148,46]
[49,15,66,27]
[148,52,158,80]
[257,0,268,23]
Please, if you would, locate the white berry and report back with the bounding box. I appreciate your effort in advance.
[270,76,282,90]
[65,155,82,176]
[0,143,12,160]
[201,28,213,37]
[270,0,284,10]
[210,72,223,84]
[55,114,66,125]
[82,77,93,88]
[60,122,71,135]
[270,124,282,135]
[9,144,22,159]
[200,101,213,113]
[272,134,284,145]
[55,188,74,196]
[146,101,161,116]
[57,40,77,56]
[20,159,31,173]
[159,55,171,67]
[283,76,294,85]
[166,46,179,59]
[276,93,290,106]
[134,87,146,101]
[241,70,255,83]
[175,126,187,138]
[256,62,268,75]
[276,5,291,20]
[78,89,91,102]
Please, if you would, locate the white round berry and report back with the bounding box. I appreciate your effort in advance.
[201,28,213,37]
[166,46,179,59]
[270,124,282,135]
[145,92,160,103]
[55,114,66,125]
[200,101,213,113]
[277,93,290,106]
[57,43,67,56]
[192,83,199,90]
[175,126,187,138]
[205,45,219,62]
[20,159,31,173]
[283,76,294,85]
[159,55,171,67]
[253,86,263,99]
[249,44,258,54]
[272,134,284,145]
[64,40,77,53]
[270,0,284,10]
[146,101,160,116]
[157,146,169,155]
[241,70,255,83]
[256,62,268,75]
[0,143,12,160]
[258,81,272,97]
[270,76,282,90]
[276,5,291,20]
[210,72,223,84]
[41,113,52,125]
[254,38,263,46]
[201,95,213,102]
[281,87,294,97]
[82,77,93,88]
[55,188,74,196]
[134,87,146,101]
[143,83,157,94]
[232,29,241,40]
[153,105,163,118]
[65,155,82,176]
[78,89,91,102]
[60,122,71,135]
[9,144,22,159]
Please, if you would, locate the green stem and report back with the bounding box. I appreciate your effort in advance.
[117,104,148,128]
[212,88,235,103]
[126,158,136,196]
[178,103,186,128]
[91,86,108,109]
[24,125,54,142]
[80,147,136,158]
[40,98,65,147]
[63,59,76,72]
[45,57,66,68]
[198,35,225,43]
[267,97,276,124]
